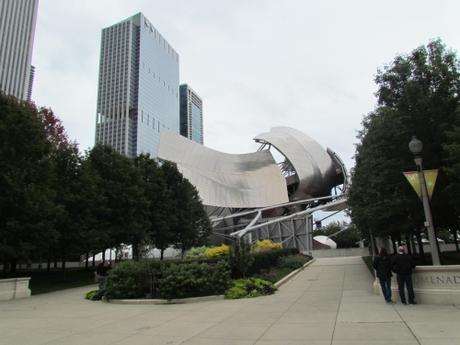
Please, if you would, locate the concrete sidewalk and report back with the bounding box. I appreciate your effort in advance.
[1,256,460,344]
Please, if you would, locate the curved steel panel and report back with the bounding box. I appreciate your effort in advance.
[254,127,342,200]
[158,131,289,208]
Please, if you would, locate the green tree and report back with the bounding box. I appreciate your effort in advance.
[161,161,211,255]
[349,39,460,251]
[34,106,90,269]
[442,112,460,250]
[84,145,149,261]
[49,142,87,269]
[135,155,172,260]
[0,94,57,272]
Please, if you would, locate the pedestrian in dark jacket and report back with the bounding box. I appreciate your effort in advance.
[373,248,393,303]
[391,246,416,304]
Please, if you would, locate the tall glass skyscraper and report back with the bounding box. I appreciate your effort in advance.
[95,13,179,158]
[0,0,39,101]
[180,84,203,144]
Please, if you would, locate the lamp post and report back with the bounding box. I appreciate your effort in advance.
[408,136,441,265]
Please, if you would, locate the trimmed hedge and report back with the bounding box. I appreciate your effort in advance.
[105,259,230,300]
[277,255,305,270]
[104,247,300,300]
[247,248,298,276]
[159,261,230,299]
[105,260,152,299]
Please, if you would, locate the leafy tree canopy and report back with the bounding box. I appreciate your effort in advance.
[349,39,460,241]
[0,94,56,264]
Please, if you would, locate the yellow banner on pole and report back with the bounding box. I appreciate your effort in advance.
[403,169,438,200]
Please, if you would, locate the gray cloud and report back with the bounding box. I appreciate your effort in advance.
[32,0,460,170]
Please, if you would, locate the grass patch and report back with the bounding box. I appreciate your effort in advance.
[362,256,375,277]
[1,269,96,295]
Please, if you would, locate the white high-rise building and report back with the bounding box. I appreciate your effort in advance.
[95,13,180,158]
[0,0,39,101]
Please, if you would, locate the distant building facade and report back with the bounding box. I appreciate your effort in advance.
[0,0,39,101]
[180,84,203,144]
[95,13,179,158]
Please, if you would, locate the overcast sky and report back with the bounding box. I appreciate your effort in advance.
[32,0,460,173]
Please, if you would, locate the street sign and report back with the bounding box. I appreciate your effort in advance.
[403,169,438,200]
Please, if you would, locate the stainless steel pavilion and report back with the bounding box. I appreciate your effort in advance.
[158,126,348,252]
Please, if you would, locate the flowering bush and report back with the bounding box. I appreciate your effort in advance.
[254,239,282,252]
[205,244,230,258]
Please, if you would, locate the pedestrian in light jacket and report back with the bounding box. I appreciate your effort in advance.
[373,248,393,303]
[391,246,416,304]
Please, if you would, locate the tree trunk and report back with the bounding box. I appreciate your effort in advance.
[92,253,96,267]
[10,259,17,273]
[410,232,417,255]
[132,241,139,261]
[61,257,66,271]
[390,234,397,254]
[54,258,58,269]
[46,258,51,273]
[416,232,425,262]
[453,230,460,252]
[102,249,106,264]
[372,235,378,256]
[405,233,412,255]
[160,248,164,261]
[85,252,89,270]
[434,228,442,263]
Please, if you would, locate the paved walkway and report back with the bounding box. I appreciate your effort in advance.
[2,257,460,345]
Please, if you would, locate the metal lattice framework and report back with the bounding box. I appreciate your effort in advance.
[210,195,347,252]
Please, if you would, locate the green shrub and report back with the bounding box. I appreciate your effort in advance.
[277,255,305,270]
[103,250,298,300]
[105,260,149,299]
[159,260,231,299]
[247,248,298,276]
[229,241,254,278]
[105,259,231,300]
[185,246,208,259]
[85,290,100,300]
[225,278,277,299]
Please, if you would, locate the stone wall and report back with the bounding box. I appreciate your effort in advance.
[309,248,370,258]
[0,277,31,301]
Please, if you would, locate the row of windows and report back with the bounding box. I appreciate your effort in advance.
[140,63,178,97]
[142,17,178,62]
[140,111,161,132]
